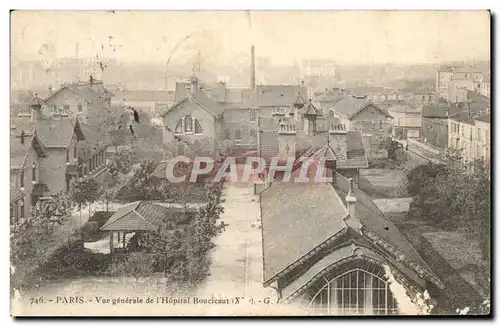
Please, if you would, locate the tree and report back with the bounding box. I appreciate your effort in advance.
[70,178,100,224]
[115,158,163,202]
[99,169,121,212]
[107,253,155,285]
[406,150,491,261]
[11,192,72,267]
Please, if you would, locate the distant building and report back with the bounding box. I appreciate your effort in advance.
[435,65,455,100]
[480,75,491,98]
[386,102,422,139]
[330,95,393,159]
[421,103,462,150]
[448,112,491,163]
[43,77,113,126]
[111,89,176,116]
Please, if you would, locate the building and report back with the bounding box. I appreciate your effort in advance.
[312,88,343,112]
[10,131,47,223]
[421,103,462,150]
[386,102,422,139]
[473,114,490,161]
[435,65,455,100]
[480,76,491,98]
[448,112,476,163]
[259,98,368,183]
[330,95,393,159]
[260,173,444,314]
[111,89,176,116]
[42,77,113,126]
[10,95,110,221]
[449,112,491,163]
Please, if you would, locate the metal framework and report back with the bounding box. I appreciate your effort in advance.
[304,261,398,315]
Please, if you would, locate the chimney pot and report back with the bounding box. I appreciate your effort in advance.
[346,178,357,216]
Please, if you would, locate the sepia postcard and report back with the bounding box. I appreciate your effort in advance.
[9,10,491,317]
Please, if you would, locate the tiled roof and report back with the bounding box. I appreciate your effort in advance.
[47,81,112,104]
[475,113,490,123]
[315,89,343,103]
[101,201,183,231]
[421,103,463,118]
[190,91,225,117]
[332,96,390,119]
[10,131,45,169]
[35,118,84,148]
[298,100,320,115]
[449,112,475,125]
[261,182,348,282]
[256,85,307,107]
[334,174,440,281]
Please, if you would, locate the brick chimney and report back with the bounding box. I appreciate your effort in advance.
[250,45,256,89]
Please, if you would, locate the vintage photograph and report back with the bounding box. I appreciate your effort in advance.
[9,10,491,316]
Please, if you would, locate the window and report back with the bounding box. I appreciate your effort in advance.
[66,177,70,193]
[83,163,87,175]
[235,129,242,141]
[51,105,57,113]
[184,115,193,133]
[78,104,83,112]
[63,105,70,113]
[194,120,203,134]
[174,120,183,134]
[20,170,24,188]
[66,149,70,162]
[249,110,257,122]
[73,144,77,159]
[88,159,92,171]
[224,129,231,140]
[304,261,398,315]
[32,163,36,182]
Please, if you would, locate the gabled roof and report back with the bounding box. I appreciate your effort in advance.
[256,85,307,107]
[46,81,112,104]
[314,145,338,161]
[333,96,391,119]
[298,100,320,116]
[475,113,490,123]
[261,182,348,283]
[10,132,46,169]
[29,94,45,106]
[100,201,200,231]
[261,174,443,288]
[160,91,225,118]
[315,89,343,103]
[35,118,85,148]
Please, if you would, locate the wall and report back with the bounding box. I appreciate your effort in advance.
[448,79,473,103]
[223,108,258,150]
[11,144,39,219]
[474,120,490,160]
[448,119,474,162]
[421,117,448,149]
[161,99,217,157]
[44,88,89,121]
[350,105,392,157]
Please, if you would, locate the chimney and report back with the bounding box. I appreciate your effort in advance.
[20,131,25,145]
[346,178,357,217]
[89,75,94,84]
[48,85,53,95]
[250,45,256,89]
[190,76,199,93]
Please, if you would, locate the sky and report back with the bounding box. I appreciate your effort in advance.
[11,10,491,67]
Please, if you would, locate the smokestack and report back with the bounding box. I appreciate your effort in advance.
[250,45,256,89]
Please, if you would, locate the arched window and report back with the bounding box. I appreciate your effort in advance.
[249,129,257,140]
[194,120,203,134]
[224,129,231,140]
[303,260,399,315]
[174,120,182,134]
[184,115,193,133]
